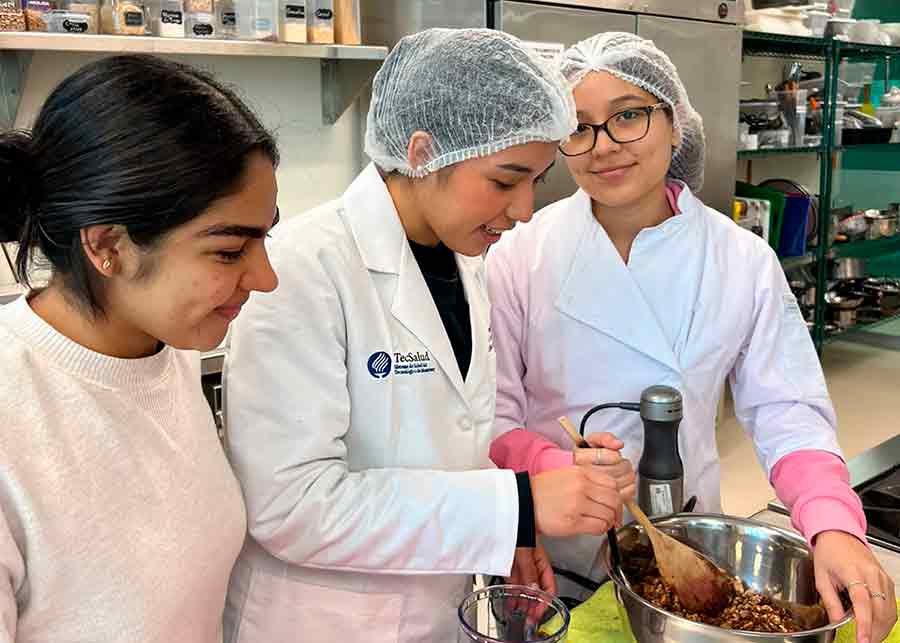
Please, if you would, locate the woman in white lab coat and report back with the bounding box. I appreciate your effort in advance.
[487,32,896,642]
[223,28,628,643]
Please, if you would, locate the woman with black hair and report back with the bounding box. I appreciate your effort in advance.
[0,54,279,642]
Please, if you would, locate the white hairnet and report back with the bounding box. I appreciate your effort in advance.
[365,28,577,178]
[560,32,705,193]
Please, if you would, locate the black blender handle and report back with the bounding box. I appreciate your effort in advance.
[682,496,698,513]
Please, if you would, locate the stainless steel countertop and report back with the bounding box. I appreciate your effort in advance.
[768,435,900,554]
[847,435,900,489]
[751,509,900,586]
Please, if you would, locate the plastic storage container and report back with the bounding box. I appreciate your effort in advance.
[216,0,235,38]
[100,0,150,35]
[45,7,90,30]
[306,0,332,43]
[278,0,304,42]
[806,10,830,37]
[771,88,808,146]
[237,0,276,40]
[186,10,214,37]
[333,0,358,44]
[66,0,96,31]
[0,10,26,30]
[23,0,54,31]
[840,61,876,93]
[0,0,26,31]
[158,0,184,37]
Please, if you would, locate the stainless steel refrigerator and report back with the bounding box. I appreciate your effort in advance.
[361,0,743,214]
[491,0,743,213]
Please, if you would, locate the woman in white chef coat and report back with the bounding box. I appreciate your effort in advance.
[224,28,628,643]
[487,32,896,643]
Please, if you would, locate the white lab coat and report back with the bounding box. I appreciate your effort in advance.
[223,163,518,643]
[486,185,841,583]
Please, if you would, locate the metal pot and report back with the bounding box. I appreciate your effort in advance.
[831,256,867,280]
[836,212,869,241]
[826,290,864,328]
[825,290,864,308]
[865,209,900,240]
[600,514,853,643]
[862,278,900,314]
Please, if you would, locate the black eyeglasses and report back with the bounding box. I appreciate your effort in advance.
[559,103,668,157]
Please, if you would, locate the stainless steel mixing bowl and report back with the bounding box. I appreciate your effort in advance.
[599,513,853,643]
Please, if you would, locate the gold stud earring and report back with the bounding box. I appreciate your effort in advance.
[102,258,112,271]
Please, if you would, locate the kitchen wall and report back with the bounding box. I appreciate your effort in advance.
[0,50,368,288]
[853,1,900,22]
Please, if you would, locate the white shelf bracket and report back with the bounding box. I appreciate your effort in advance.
[320,57,380,125]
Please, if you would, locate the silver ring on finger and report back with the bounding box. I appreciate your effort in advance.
[847,580,869,591]
[595,449,603,466]
[869,591,887,601]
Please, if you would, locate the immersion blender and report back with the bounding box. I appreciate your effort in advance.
[579,385,685,567]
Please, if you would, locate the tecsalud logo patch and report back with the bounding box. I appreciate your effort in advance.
[367,351,392,379]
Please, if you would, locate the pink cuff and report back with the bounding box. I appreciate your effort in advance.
[795,497,868,547]
[770,450,868,548]
[490,428,573,475]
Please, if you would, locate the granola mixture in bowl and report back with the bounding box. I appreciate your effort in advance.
[600,513,854,643]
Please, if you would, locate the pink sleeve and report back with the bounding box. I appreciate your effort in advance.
[490,429,573,475]
[770,450,868,548]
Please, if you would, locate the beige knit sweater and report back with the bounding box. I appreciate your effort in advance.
[0,296,246,642]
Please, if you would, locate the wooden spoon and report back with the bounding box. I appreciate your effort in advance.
[770,598,829,630]
[625,498,735,614]
[557,416,589,449]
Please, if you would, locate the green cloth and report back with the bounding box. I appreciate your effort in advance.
[547,583,900,643]
[835,601,900,643]
[541,583,635,643]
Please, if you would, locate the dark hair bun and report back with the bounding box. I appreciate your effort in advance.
[0,130,33,244]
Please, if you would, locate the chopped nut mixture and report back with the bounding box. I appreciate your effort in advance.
[623,544,802,633]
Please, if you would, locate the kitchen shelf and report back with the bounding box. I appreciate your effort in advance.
[780,253,816,271]
[738,145,824,159]
[741,31,831,60]
[0,33,388,126]
[835,143,900,151]
[0,32,387,60]
[832,236,900,259]
[825,312,900,344]
[835,40,900,61]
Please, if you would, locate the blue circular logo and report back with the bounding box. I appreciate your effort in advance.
[367,351,392,379]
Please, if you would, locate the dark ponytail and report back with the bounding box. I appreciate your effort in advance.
[0,130,34,245]
[0,54,279,314]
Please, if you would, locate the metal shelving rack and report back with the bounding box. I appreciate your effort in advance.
[742,32,900,351]
[825,39,900,345]
[737,145,824,159]
[741,32,835,351]
[824,312,900,344]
